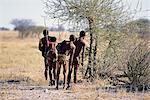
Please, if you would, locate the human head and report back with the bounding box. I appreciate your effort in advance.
[69,34,76,41]
[43,29,48,36]
[79,31,86,38]
[50,37,57,42]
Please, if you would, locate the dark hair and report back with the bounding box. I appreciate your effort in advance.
[50,36,57,42]
[69,34,76,41]
[43,29,48,36]
[79,31,85,37]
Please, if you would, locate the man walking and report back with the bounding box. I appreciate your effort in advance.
[39,29,57,85]
[67,31,86,89]
[56,35,76,89]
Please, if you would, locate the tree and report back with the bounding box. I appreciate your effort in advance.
[125,42,150,88]
[57,25,65,31]
[107,41,150,91]
[11,19,35,38]
[123,18,150,39]
[44,0,139,79]
[49,25,65,31]
[25,26,45,38]
[0,27,10,31]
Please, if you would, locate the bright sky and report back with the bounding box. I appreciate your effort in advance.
[0,0,150,29]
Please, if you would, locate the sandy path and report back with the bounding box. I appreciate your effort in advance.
[0,81,148,100]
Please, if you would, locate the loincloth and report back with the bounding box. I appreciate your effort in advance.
[58,54,66,64]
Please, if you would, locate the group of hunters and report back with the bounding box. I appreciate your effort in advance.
[39,29,86,90]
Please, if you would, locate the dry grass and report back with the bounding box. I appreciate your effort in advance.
[0,31,46,85]
[0,31,79,85]
[0,31,150,100]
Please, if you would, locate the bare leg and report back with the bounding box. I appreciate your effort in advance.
[74,65,78,83]
[52,62,56,85]
[49,66,53,86]
[63,63,66,89]
[53,54,57,84]
[67,65,73,89]
[44,58,48,80]
[56,64,61,89]
[44,68,48,80]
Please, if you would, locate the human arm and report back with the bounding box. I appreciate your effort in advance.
[69,43,76,66]
[81,37,86,66]
[39,39,43,51]
[81,45,85,66]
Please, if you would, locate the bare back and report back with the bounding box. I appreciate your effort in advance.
[74,37,85,57]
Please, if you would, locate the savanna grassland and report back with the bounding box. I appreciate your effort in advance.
[0,31,150,100]
[0,31,45,85]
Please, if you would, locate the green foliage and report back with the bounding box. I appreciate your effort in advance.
[44,0,144,81]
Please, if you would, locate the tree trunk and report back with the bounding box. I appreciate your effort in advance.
[93,37,97,77]
[21,32,24,39]
[85,18,94,78]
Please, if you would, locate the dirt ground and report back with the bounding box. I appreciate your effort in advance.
[0,80,149,100]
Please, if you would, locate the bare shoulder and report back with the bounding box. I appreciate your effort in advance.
[80,38,86,45]
[70,42,76,49]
